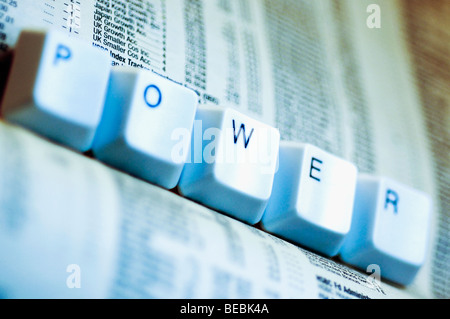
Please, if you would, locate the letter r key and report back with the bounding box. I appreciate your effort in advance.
[340,175,432,286]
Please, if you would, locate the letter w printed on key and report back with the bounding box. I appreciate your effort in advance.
[232,119,254,149]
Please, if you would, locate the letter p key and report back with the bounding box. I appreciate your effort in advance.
[1,29,111,151]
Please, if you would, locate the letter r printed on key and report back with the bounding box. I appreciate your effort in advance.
[385,189,399,214]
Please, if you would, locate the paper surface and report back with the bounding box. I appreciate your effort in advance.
[0,121,406,299]
[0,0,447,298]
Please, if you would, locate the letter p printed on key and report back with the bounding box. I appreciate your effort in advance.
[54,44,72,65]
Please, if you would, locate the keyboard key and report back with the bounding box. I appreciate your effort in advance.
[339,175,432,286]
[92,66,198,189]
[178,106,280,225]
[1,29,110,151]
[261,142,358,257]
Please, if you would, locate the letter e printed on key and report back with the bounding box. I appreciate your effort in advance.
[309,157,323,182]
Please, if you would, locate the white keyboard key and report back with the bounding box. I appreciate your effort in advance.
[1,29,110,151]
[261,142,357,257]
[92,67,198,189]
[178,106,280,225]
[340,175,432,286]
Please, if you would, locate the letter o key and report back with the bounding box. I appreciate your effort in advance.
[144,84,162,108]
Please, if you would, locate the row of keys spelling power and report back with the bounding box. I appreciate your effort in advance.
[0,30,432,286]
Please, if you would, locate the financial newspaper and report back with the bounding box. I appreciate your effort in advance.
[0,0,448,299]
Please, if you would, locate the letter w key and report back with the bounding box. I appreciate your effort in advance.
[178,106,280,225]
[232,119,254,149]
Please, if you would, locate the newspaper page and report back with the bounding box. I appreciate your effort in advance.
[400,0,450,299]
[0,121,410,299]
[0,0,447,299]
[262,0,439,299]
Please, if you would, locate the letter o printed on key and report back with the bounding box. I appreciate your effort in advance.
[143,84,162,108]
